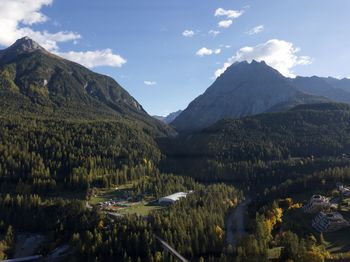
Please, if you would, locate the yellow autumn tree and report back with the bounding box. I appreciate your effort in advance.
[215,225,224,240]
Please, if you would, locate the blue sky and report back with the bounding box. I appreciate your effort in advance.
[1,0,350,116]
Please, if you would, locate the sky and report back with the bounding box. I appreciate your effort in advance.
[1,0,350,116]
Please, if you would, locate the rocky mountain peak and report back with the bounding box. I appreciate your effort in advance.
[0,37,45,64]
[11,37,44,53]
[172,60,327,131]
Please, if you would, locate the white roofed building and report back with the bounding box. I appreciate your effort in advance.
[158,192,188,205]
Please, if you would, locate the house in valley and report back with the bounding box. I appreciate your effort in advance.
[303,195,331,213]
[312,211,349,232]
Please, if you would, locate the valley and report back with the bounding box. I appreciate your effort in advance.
[1,37,350,262]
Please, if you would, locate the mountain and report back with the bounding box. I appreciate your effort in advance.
[172,60,327,131]
[161,102,350,182]
[0,37,172,136]
[0,37,176,199]
[290,76,350,104]
[0,36,45,63]
[323,77,350,93]
[153,110,182,124]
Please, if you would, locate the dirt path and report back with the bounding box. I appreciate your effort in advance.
[226,197,251,246]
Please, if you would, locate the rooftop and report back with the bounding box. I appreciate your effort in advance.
[159,192,188,202]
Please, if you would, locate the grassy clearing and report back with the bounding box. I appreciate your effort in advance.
[89,183,134,205]
[89,181,165,216]
[118,202,164,216]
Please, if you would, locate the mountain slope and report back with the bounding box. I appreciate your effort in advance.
[323,77,350,93]
[291,76,350,104]
[153,110,182,124]
[161,102,350,182]
[0,37,172,136]
[172,60,327,131]
[0,37,174,194]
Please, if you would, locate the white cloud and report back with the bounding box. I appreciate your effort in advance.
[247,25,264,35]
[214,8,243,19]
[335,75,350,80]
[58,49,126,68]
[196,47,221,57]
[214,49,221,54]
[0,0,127,69]
[208,30,220,37]
[218,20,233,28]
[0,0,80,50]
[214,39,312,78]
[182,30,194,37]
[144,81,157,86]
[220,44,231,49]
[196,47,213,56]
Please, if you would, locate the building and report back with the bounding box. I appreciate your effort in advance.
[312,212,349,232]
[158,192,188,205]
[338,184,350,197]
[303,195,330,213]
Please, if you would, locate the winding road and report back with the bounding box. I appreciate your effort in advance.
[226,197,251,246]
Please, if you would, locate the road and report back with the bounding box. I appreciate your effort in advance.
[1,255,42,262]
[155,236,189,262]
[14,234,45,258]
[226,197,251,246]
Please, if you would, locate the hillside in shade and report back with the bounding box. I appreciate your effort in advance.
[172,60,327,131]
[290,76,350,104]
[161,102,350,181]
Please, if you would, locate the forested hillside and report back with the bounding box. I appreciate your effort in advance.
[0,37,174,196]
[0,117,162,195]
[2,37,350,261]
[0,38,180,260]
[161,103,350,184]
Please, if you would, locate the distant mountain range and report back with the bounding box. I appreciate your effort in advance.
[3,37,350,135]
[290,76,350,104]
[323,77,350,93]
[172,61,350,131]
[153,110,182,124]
[0,37,172,136]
